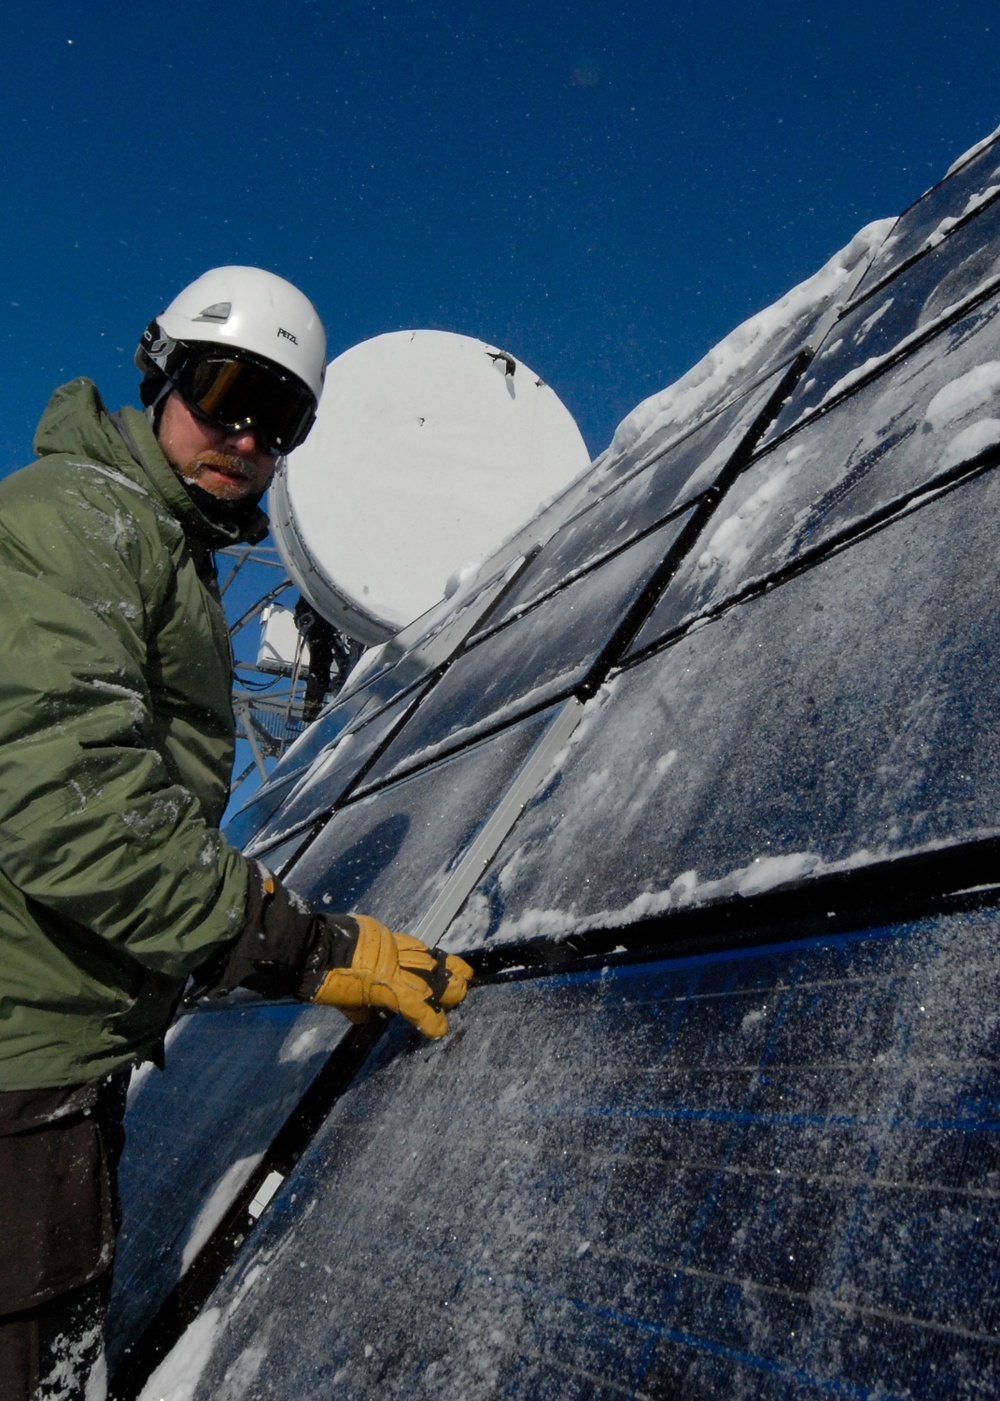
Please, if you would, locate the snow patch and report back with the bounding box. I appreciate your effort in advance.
[607,219,894,459]
[137,1309,223,1401]
[180,1155,263,1270]
[939,419,1000,469]
[694,462,796,580]
[70,461,150,497]
[945,125,1000,177]
[532,682,620,798]
[815,355,887,409]
[736,851,823,896]
[37,1315,106,1400]
[445,560,484,598]
[479,847,881,946]
[90,678,146,725]
[90,678,144,703]
[218,1342,268,1393]
[857,298,894,338]
[918,184,997,250]
[924,362,1000,430]
[122,797,183,842]
[279,1025,321,1063]
[197,834,220,868]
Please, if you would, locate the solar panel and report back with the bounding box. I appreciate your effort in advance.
[476,369,790,638]
[152,911,1000,1399]
[223,675,413,850]
[223,767,311,854]
[282,709,558,930]
[109,1002,350,1371]
[224,556,534,851]
[241,685,430,859]
[354,515,692,790]
[764,191,1000,443]
[333,549,537,707]
[452,466,1000,948]
[853,130,1000,295]
[631,288,1000,652]
[593,360,790,495]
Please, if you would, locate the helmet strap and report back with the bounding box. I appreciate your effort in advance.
[143,372,175,435]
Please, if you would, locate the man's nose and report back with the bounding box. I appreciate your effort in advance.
[225,424,263,455]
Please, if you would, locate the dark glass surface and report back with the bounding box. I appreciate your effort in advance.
[242,686,428,858]
[224,685,415,853]
[595,367,784,493]
[449,470,1000,946]
[854,133,1000,296]
[475,374,787,640]
[263,830,315,878]
[479,505,693,640]
[283,708,555,931]
[320,659,423,733]
[106,1002,350,1369]
[633,291,1000,652]
[225,563,530,854]
[765,194,1000,441]
[332,554,533,709]
[223,674,418,852]
[266,675,397,776]
[224,767,311,853]
[357,518,686,790]
[176,910,1000,1399]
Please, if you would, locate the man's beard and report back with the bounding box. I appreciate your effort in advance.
[181,451,258,501]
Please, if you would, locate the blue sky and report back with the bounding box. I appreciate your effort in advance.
[3,0,1000,472]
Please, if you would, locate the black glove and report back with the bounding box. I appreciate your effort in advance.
[191,863,355,1001]
[191,864,472,1039]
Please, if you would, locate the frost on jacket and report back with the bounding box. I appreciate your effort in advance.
[0,378,267,1089]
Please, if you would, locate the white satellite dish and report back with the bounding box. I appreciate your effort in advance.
[269,329,591,645]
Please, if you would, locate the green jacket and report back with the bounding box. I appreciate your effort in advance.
[0,379,265,1090]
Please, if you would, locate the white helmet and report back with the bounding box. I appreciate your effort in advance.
[137,266,327,402]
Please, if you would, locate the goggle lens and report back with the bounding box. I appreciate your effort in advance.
[178,354,317,454]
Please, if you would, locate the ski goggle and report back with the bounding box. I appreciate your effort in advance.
[175,351,318,455]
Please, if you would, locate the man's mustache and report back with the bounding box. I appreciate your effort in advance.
[189,452,255,480]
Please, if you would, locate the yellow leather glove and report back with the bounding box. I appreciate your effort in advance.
[189,864,472,1039]
[312,915,473,1040]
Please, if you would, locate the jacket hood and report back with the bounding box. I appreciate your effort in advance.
[33,378,269,549]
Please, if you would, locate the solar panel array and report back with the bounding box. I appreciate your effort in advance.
[108,134,1000,1398]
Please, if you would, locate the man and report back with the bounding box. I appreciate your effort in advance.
[0,267,472,1399]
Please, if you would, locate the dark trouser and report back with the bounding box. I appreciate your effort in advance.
[0,1075,128,1401]
[0,1277,112,1401]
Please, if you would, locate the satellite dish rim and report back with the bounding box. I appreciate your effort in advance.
[271,328,591,643]
[269,468,397,646]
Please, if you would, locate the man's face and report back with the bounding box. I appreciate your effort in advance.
[157,391,278,502]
